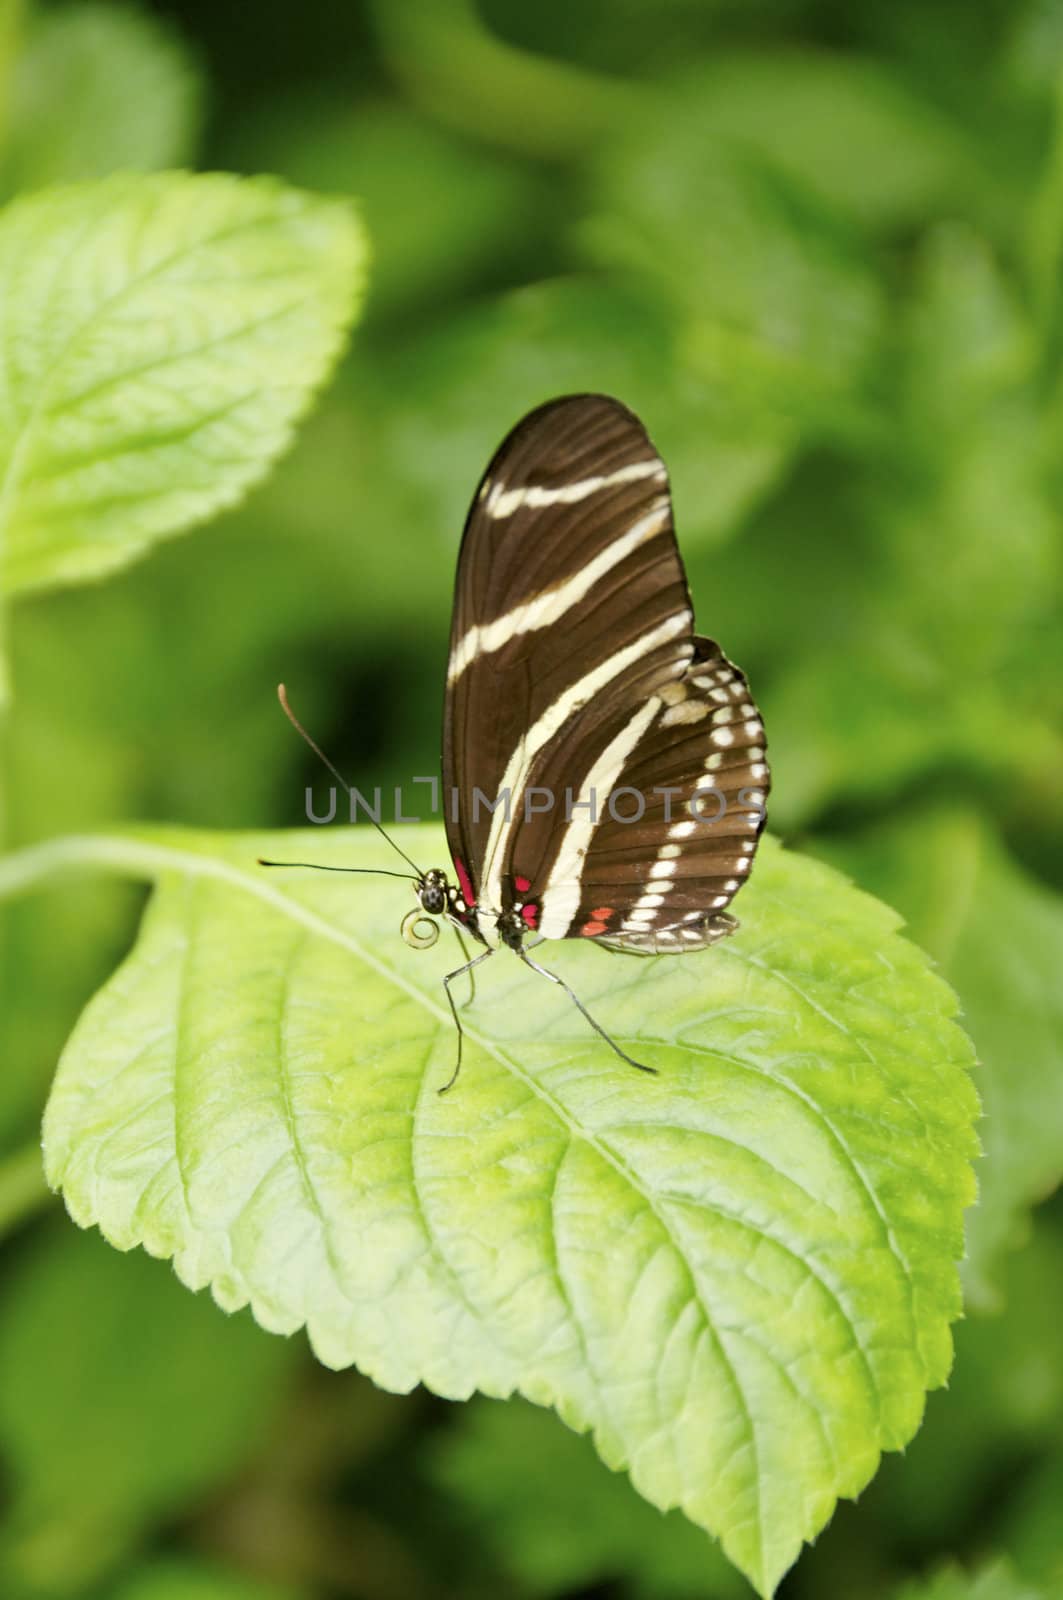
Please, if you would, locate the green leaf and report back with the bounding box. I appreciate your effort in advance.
[0,3,202,198]
[429,1396,747,1599]
[361,277,790,560]
[862,1215,1063,1549]
[3,824,979,1596]
[110,1559,306,1600]
[998,1452,1063,1593]
[817,808,1063,1304]
[718,226,1062,833]
[0,0,21,159]
[896,1558,1049,1600]
[366,0,636,160]
[0,171,366,596]
[584,124,883,437]
[651,52,977,233]
[222,91,553,325]
[0,1222,293,1594]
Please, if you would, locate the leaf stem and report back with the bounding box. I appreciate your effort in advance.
[366,0,639,160]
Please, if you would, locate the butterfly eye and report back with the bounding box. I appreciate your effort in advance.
[418,883,446,915]
[401,909,440,950]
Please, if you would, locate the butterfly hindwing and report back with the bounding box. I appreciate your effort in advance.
[555,637,769,951]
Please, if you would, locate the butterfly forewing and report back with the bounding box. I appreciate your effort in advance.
[443,395,695,920]
[441,393,768,948]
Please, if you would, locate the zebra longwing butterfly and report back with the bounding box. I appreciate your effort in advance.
[414,393,768,1083]
[269,394,769,1089]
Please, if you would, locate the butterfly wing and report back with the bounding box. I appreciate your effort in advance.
[442,394,768,944]
[556,635,769,952]
[442,393,693,919]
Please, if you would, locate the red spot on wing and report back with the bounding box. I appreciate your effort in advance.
[581,919,608,937]
[590,906,614,920]
[454,858,476,906]
[515,875,531,893]
[521,903,539,928]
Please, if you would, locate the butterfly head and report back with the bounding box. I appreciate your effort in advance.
[398,867,448,949]
[416,867,449,917]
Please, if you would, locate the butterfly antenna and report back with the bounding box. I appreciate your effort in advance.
[276,683,426,878]
[258,859,417,881]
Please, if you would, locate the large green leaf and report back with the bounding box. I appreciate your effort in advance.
[0,3,201,197]
[0,825,978,1595]
[0,171,366,596]
[818,808,1063,1304]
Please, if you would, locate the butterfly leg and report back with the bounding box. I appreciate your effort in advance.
[438,948,495,1094]
[451,924,479,1007]
[518,950,657,1076]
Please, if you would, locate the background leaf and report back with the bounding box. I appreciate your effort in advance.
[816,808,1063,1304]
[631,53,980,233]
[0,3,202,198]
[17,825,979,1596]
[0,171,366,596]
[428,1396,747,1599]
[109,1561,306,1600]
[895,1559,1048,1600]
[0,1222,293,1595]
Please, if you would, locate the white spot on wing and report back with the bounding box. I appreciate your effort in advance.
[661,699,710,726]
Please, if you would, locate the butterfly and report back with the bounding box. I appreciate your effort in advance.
[268,394,769,1090]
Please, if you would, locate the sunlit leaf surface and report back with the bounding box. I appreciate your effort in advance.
[30,826,978,1595]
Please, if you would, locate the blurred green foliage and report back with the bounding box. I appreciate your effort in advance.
[0,0,1060,1597]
